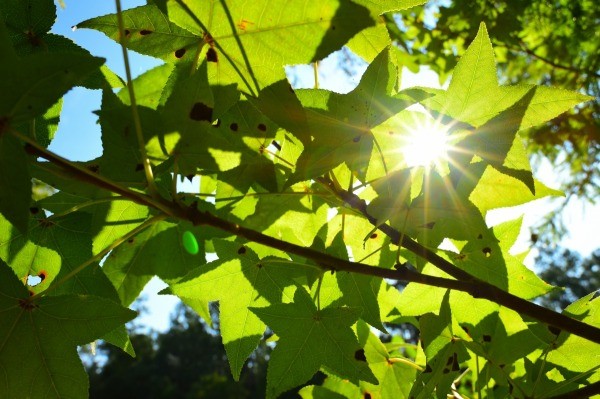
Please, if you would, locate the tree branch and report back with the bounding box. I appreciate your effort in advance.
[16,130,600,344]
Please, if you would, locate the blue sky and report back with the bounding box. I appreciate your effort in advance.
[48,1,598,331]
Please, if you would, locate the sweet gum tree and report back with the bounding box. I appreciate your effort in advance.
[0,1,598,398]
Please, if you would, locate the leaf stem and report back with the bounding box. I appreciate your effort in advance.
[114,0,160,199]
[387,357,424,371]
[47,196,123,220]
[31,214,167,300]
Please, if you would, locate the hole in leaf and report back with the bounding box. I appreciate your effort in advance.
[271,140,282,151]
[27,275,42,287]
[29,207,39,214]
[482,247,492,257]
[140,29,153,35]
[174,48,186,58]
[230,123,239,132]
[257,123,267,132]
[189,102,213,122]
[354,349,367,362]
[206,48,218,62]
[237,246,246,255]
[483,334,492,342]
[212,119,221,128]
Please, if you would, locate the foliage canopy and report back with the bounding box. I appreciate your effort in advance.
[0,1,598,398]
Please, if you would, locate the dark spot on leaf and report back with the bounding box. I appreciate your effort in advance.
[460,324,470,334]
[548,325,561,336]
[140,29,153,35]
[446,356,453,365]
[124,29,131,37]
[206,47,218,62]
[29,207,39,214]
[452,353,460,371]
[354,349,366,362]
[499,364,505,369]
[174,48,186,58]
[189,102,213,122]
[38,271,48,281]
[237,246,246,255]
[256,263,262,269]
[423,221,435,229]
[259,145,265,154]
[87,164,100,173]
[127,238,135,244]
[531,233,539,243]
[483,334,492,342]
[135,163,144,172]
[331,25,336,30]
[230,123,239,132]
[370,233,378,239]
[477,233,483,239]
[212,119,221,128]
[353,135,361,143]
[443,368,450,374]
[364,393,372,399]
[389,131,394,135]
[482,247,492,257]
[257,123,267,132]
[424,364,432,373]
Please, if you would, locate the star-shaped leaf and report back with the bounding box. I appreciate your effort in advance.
[291,47,415,183]
[251,287,378,398]
[163,240,317,379]
[78,1,374,92]
[0,260,136,399]
[423,23,591,172]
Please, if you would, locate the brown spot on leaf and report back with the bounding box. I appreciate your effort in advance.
[363,393,372,399]
[257,123,267,132]
[477,233,483,239]
[482,247,492,257]
[135,163,144,172]
[206,48,218,62]
[189,102,213,122]
[124,29,131,37]
[354,349,366,362]
[353,135,361,143]
[483,334,492,342]
[370,233,378,239]
[174,48,186,58]
[38,270,48,281]
[29,207,39,214]
[140,29,153,35]
[127,238,135,244]
[229,123,239,132]
[237,246,246,255]
[87,164,100,173]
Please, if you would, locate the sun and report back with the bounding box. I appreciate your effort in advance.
[401,118,449,168]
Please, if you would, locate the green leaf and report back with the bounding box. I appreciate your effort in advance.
[80,1,374,92]
[251,287,377,398]
[0,259,135,399]
[356,320,418,398]
[292,47,414,183]
[76,4,200,64]
[350,0,428,15]
[0,133,31,233]
[0,52,104,125]
[102,220,208,305]
[164,240,316,379]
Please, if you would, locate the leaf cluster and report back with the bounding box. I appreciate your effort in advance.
[0,1,598,398]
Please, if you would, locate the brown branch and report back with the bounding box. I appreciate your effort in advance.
[545,380,600,399]
[15,130,600,344]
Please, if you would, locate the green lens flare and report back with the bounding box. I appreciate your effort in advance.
[182,230,199,255]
